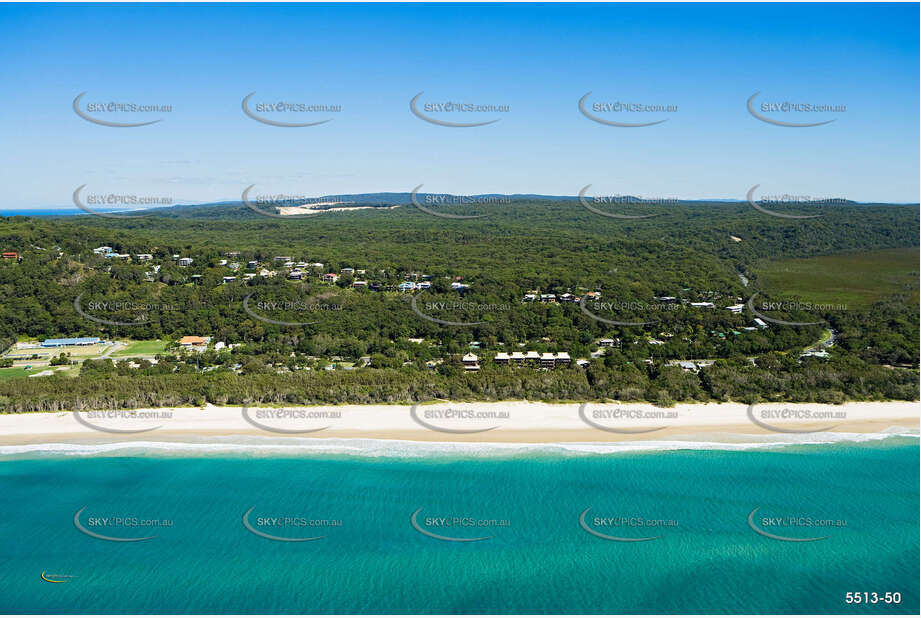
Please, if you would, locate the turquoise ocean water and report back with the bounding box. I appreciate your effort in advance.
[1,437,917,614]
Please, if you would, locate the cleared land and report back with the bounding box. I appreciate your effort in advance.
[754,247,919,308]
[110,339,171,357]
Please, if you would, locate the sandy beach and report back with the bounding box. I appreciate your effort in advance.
[0,400,917,447]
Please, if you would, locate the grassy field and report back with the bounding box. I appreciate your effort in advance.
[0,366,74,381]
[111,339,171,357]
[754,247,920,309]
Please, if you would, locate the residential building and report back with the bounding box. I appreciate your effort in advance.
[322,273,339,283]
[462,353,480,371]
[178,336,207,347]
[178,257,193,266]
[494,352,510,365]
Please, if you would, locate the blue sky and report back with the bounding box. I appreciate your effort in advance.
[0,2,917,209]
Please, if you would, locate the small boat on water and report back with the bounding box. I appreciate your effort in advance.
[40,571,74,583]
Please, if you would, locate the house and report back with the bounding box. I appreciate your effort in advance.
[510,351,526,364]
[135,253,153,261]
[540,352,556,368]
[2,252,18,259]
[753,318,768,329]
[655,296,677,303]
[575,358,590,368]
[725,304,744,314]
[540,294,557,303]
[523,293,537,302]
[599,338,618,347]
[340,267,355,274]
[559,293,576,303]
[247,260,259,269]
[494,352,510,365]
[41,337,100,348]
[690,302,714,308]
[398,281,415,291]
[352,280,368,288]
[218,259,228,266]
[225,251,241,257]
[322,273,339,283]
[462,353,480,371]
[451,282,469,291]
[525,350,541,365]
[178,257,193,266]
[273,256,292,262]
[648,339,665,345]
[229,262,241,270]
[555,352,571,366]
[311,263,324,269]
[243,273,258,280]
[416,281,431,290]
[214,341,226,351]
[178,336,207,347]
[92,246,112,255]
[801,350,830,359]
[287,271,304,280]
[222,276,236,283]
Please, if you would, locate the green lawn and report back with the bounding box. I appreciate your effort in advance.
[111,339,171,357]
[0,365,72,380]
[754,247,919,309]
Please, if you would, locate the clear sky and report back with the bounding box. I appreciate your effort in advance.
[0,2,917,209]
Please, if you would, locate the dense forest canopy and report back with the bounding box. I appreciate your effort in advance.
[0,197,917,411]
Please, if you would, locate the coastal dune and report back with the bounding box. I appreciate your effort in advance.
[0,401,916,446]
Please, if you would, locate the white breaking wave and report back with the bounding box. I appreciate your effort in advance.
[0,428,916,459]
